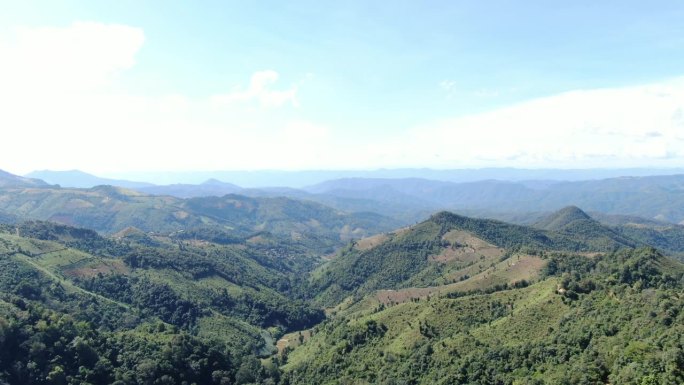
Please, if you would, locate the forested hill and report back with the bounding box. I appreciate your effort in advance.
[0,184,399,252]
[309,208,645,307]
[0,220,324,384]
[2,165,684,385]
[1,208,683,384]
[284,247,684,384]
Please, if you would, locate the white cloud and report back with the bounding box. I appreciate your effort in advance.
[0,22,144,94]
[211,70,299,108]
[2,21,684,175]
[439,80,456,91]
[374,78,684,168]
[0,22,317,175]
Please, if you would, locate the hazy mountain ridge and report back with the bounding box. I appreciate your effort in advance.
[26,169,153,189]
[17,168,684,224]
[0,175,400,253]
[307,174,684,223]
[0,169,50,188]
[92,167,684,187]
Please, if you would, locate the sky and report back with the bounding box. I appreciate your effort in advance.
[1,1,684,176]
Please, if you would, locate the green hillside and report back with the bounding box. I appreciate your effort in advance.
[534,206,640,251]
[0,220,326,384]
[0,186,398,253]
[2,199,684,385]
[309,210,640,307]
[536,208,684,260]
[283,248,684,385]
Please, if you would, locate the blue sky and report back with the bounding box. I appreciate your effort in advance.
[1,1,684,174]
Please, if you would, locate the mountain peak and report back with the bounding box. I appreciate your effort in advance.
[556,205,591,219]
[535,206,592,231]
[201,178,238,187]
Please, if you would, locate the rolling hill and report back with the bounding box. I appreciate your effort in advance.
[0,181,399,252]
[283,247,684,385]
[0,219,325,384]
[2,197,684,384]
[308,208,642,308]
[135,178,242,198]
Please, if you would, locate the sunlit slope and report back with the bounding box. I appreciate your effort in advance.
[0,221,324,352]
[284,248,684,384]
[0,186,398,252]
[309,210,638,307]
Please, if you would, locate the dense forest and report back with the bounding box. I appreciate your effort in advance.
[283,248,684,384]
[1,173,684,385]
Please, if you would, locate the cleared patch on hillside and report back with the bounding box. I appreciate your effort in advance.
[277,329,314,354]
[354,233,390,251]
[431,230,504,263]
[112,226,146,239]
[246,234,269,244]
[173,210,190,219]
[63,259,129,278]
[375,254,547,305]
[64,198,95,209]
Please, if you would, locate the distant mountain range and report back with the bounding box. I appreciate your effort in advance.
[135,178,242,197]
[9,168,684,224]
[302,175,684,224]
[26,169,154,189]
[0,170,400,254]
[33,167,684,187]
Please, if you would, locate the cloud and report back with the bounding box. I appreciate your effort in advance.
[2,21,684,174]
[473,88,501,98]
[439,80,456,91]
[211,70,299,108]
[0,22,316,174]
[0,22,144,94]
[377,77,684,168]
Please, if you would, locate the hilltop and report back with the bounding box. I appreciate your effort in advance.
[308,208,643,307]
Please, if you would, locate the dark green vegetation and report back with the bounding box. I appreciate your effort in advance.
[0,219,325,384]
[2,167,684,385]
[523,207,684,262]
[310,208,642,307]
[284,248,684,385]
